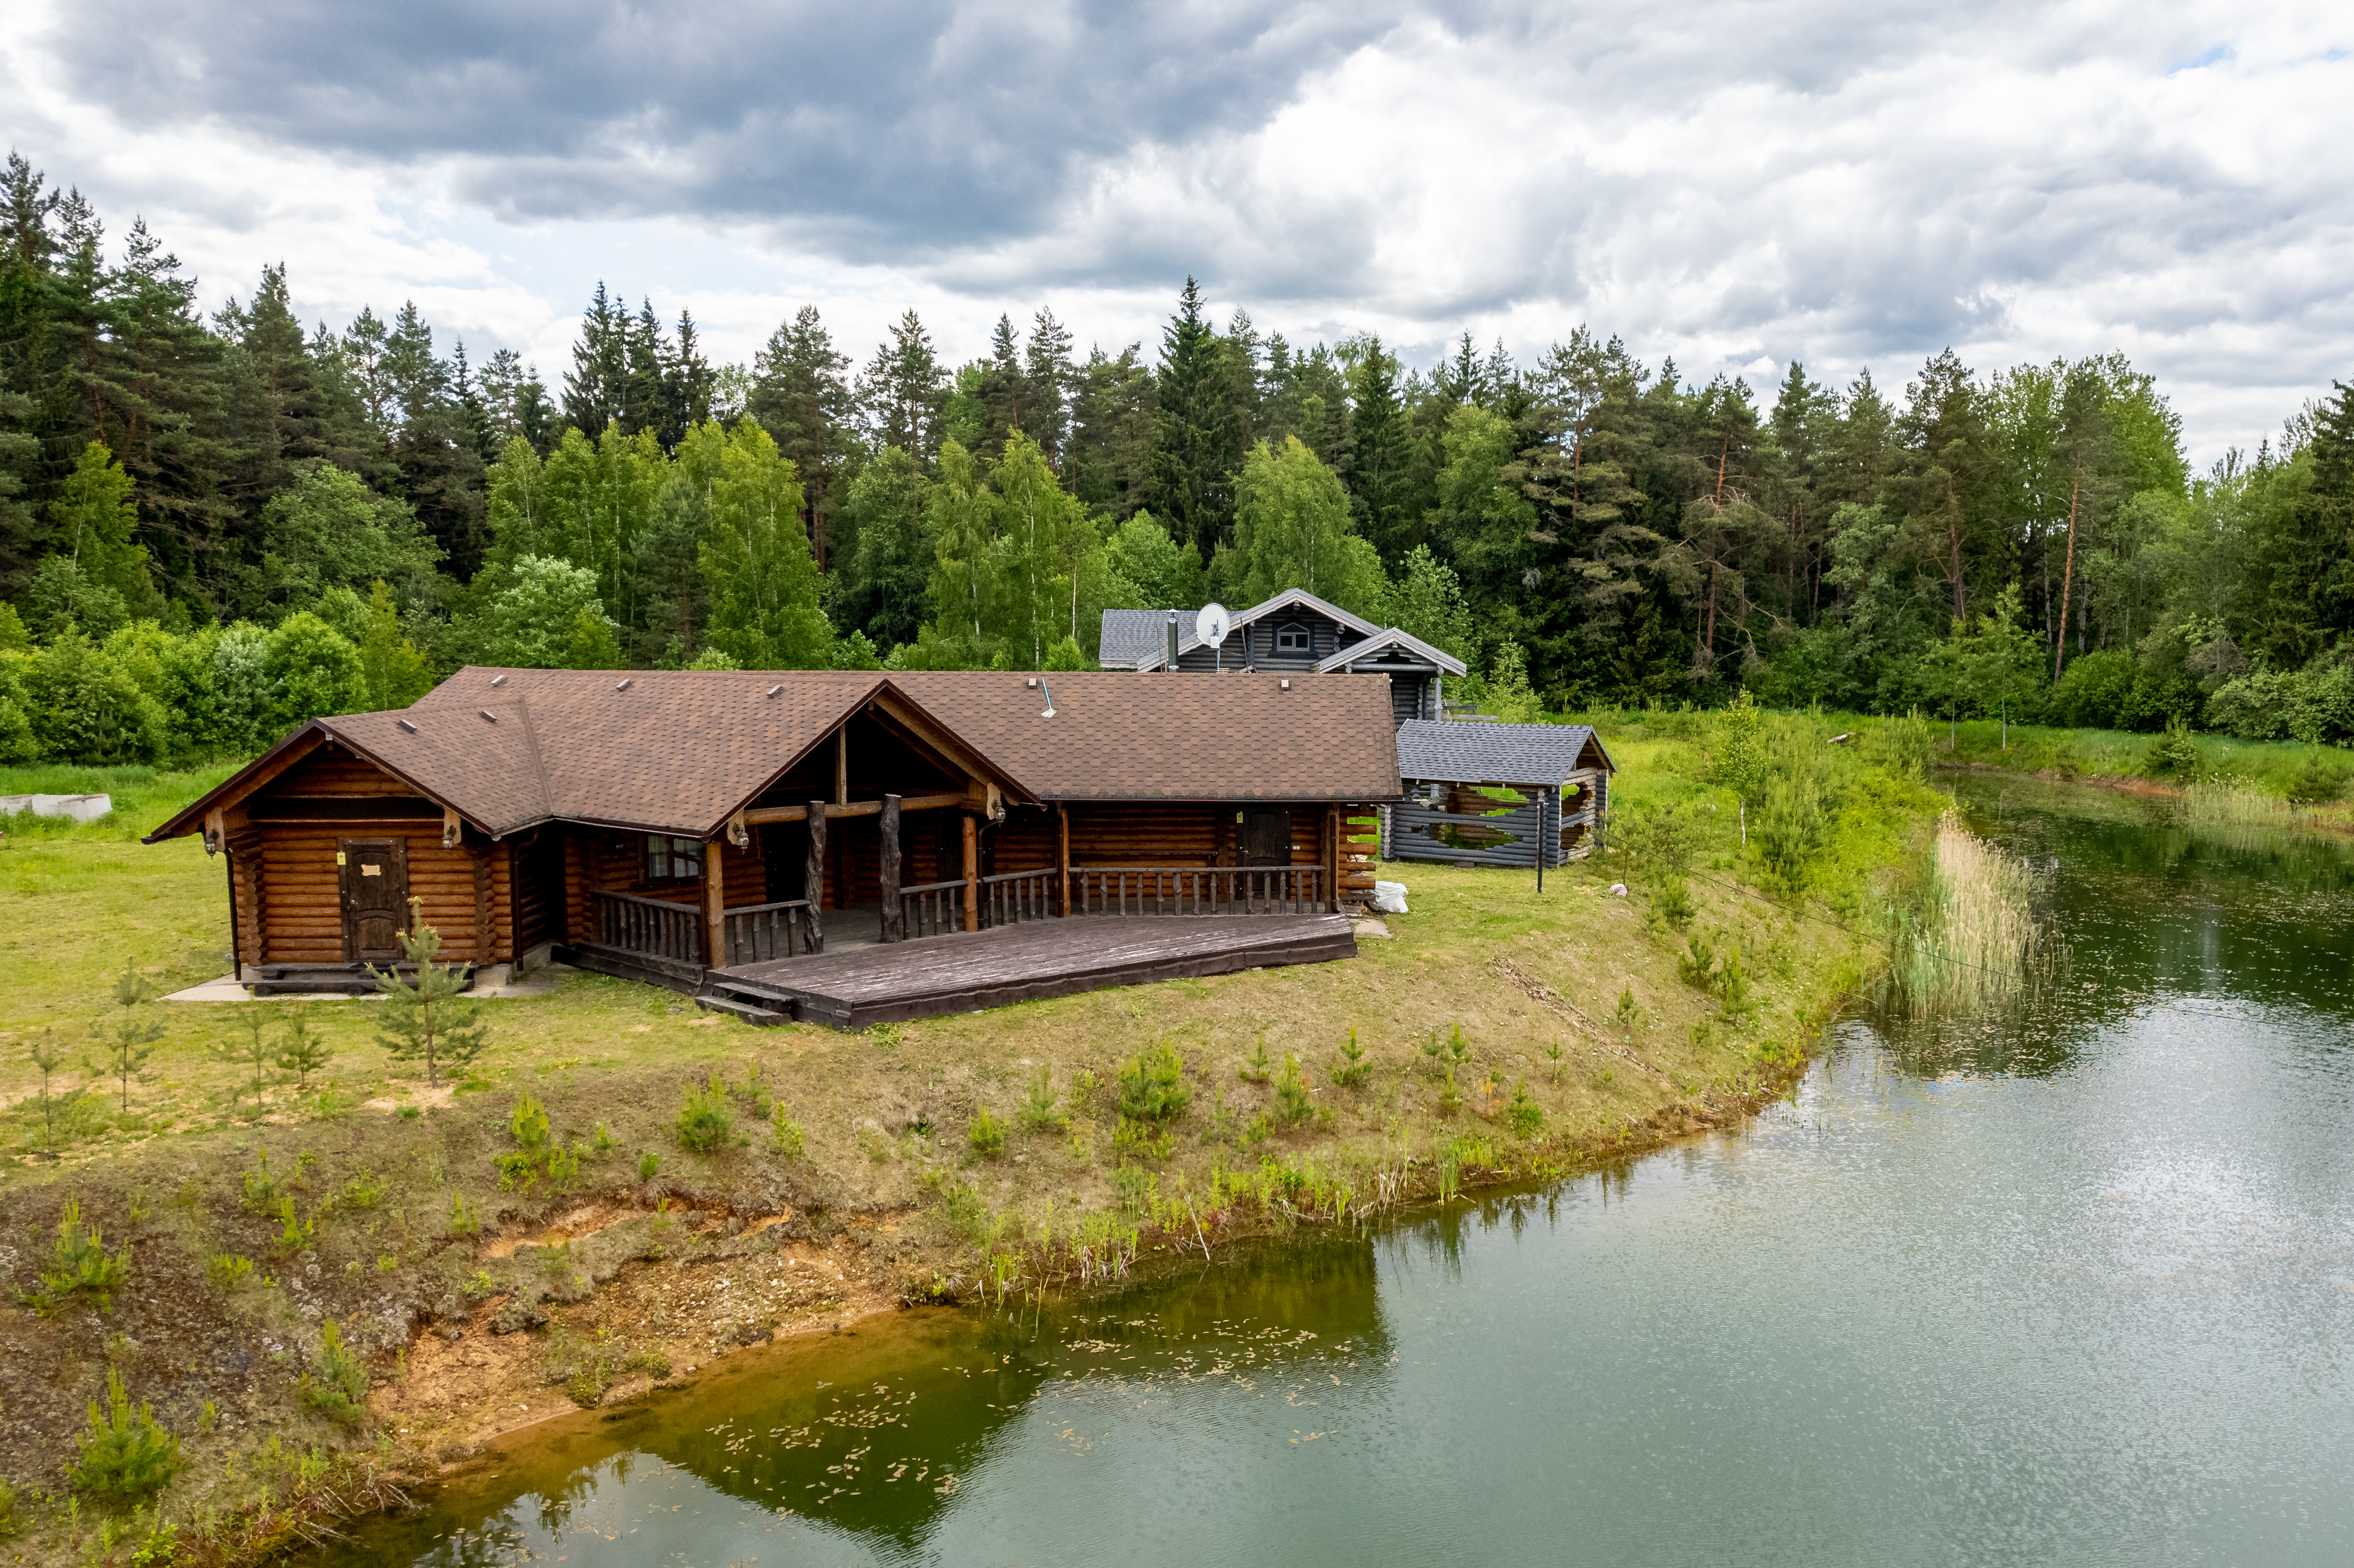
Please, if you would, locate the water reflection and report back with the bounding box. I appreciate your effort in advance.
[1872,774,2354,1080]
[329,778,2354,1568]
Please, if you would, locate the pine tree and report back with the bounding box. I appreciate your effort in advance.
[87,960,165,1112]
[208,1010,276,1108]
[275,1008,331,1090]
[371,901,490,1088]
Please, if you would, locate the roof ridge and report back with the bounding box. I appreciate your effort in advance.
[509,691,556,822]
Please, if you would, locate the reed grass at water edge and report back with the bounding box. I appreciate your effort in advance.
[1895,815,2049,1016]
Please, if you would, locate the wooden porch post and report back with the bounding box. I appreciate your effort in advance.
[880,794,903,942]
[835,729,848,806]
[961,813,979,933]
[471,846,494,962]
[703,835,725,969]
[1324,805,1340,914]
[1057,805,1071,917]
[805,802,827,953]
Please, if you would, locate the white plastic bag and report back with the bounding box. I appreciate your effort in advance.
[1372,880,1409,914]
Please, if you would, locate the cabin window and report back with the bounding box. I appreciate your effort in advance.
[1273,622,1311,653]
[645,834,703,881]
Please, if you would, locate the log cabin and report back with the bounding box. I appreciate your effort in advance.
[1099,588,1469,727]
[148,668,1401,1021]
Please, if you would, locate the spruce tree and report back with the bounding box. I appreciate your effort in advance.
[1147,278,1241,564]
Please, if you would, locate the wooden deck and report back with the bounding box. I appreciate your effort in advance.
[697,914,1357,1029]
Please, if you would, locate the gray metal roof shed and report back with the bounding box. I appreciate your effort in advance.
[1394,720,1614,786]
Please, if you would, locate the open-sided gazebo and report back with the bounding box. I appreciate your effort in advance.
[1381,720,1614,870]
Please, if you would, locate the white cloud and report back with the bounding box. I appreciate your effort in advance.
[4,0,2348,463]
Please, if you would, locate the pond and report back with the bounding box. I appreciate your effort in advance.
[327,776,2354,1566]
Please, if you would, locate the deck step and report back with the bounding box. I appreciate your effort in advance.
[693,990,793,1025]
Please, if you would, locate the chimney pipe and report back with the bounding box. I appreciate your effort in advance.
[1166,608,1179,672]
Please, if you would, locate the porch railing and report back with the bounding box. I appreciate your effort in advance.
[982,868,1057,928]
[722,898,814,966]
[592,889,702,966]
[902,877,966,939]
[1071,865,1328,916]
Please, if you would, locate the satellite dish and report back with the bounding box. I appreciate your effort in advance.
[1196,603,1231,648]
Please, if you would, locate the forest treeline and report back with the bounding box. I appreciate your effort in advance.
[4,149,2354,767]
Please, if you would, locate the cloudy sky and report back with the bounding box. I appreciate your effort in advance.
[6,0,2347,462]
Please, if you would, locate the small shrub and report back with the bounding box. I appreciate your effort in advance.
[1329,1029,1371,1089]
[638,1151,661,1181]
[508,1092,550,1152]
[1112,1164,1154,1215]
[1118,1041,1190,1123]
[1017,1063,1066,1131]
[396,1104,422,1121]
[968,1106,1006,1158]
[299,1320,370,1427]
[2144,716,2201,778]
[1237,1034,1272,1085]
[340,1171,388,1211]
[1436,1068,1462,1118]
[1678,932,1716,990]
[1272,1053,1313,1127]
[205,1253,255,1291]
[71,1369,183,1501]
[1505,1081,1544,1138]
[1653,874,1696,928]
[24,1199,132,1315]
[1112,1115,1174,1161]
[2288,751,2350,804]
[593,1121,616,1152]
[445,1191,480,1237]
[1613,986,1642,1036]
[1422,1024,1470,1076]
[768,1104,804,1157]
[676,1080,734,1153]
[267,1199,316,1260]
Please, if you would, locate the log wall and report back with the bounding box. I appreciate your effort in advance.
[248,822,512,965]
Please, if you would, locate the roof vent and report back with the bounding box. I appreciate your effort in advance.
[490,674,508,687]
[397,718,417,734]
[615,677,633,691]
[1025,677,1038,689]
[1279,679,1292,691]
[766,684,783,699]
[477,709,497,723]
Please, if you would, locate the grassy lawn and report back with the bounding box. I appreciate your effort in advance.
[0,729,1937,1564]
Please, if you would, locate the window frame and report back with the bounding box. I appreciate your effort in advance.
[1273,621,1311,654]
[644,834,704,882]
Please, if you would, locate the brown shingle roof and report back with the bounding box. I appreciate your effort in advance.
[893,671,1400,801]
[150,667,1402,843]
[408,667,899,834]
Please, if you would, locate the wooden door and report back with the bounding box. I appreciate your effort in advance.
[1239,808,1292,866]
[339,838,409,962]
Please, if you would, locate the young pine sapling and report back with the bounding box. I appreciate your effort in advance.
[275,1009,331,1090]
[370,901,490,1087]
[89,962,166,1113]
[209,1012,275,1109]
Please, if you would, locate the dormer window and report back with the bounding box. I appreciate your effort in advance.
[1273,622,1311,654]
